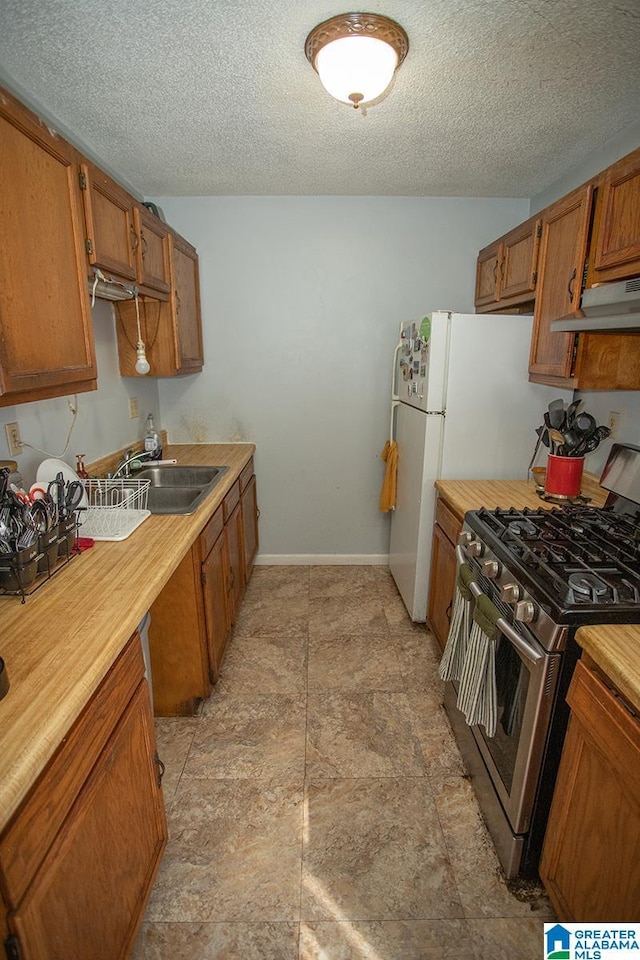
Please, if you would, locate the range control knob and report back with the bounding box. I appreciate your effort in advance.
[467,539,483,558]
[480,559,500,579]
[458,531,473,547]
[514,600,537,623]
[500,582,521,604]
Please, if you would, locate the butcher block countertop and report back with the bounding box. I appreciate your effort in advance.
[0,442,254,832]
[434,471,606,520]
[435,474,639,716]
[576,625,640,715]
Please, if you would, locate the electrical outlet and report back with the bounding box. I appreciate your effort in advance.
[67,397,77,415]
[128,397,140,420]
[608,411,620,439]
[4,421,22,457]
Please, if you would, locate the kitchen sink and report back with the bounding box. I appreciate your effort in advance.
[135,465,228,514]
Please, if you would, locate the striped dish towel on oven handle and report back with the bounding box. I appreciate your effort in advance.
[439,562,474,683]
[455,593,500,738]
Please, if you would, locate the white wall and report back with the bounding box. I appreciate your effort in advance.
[0,300,161,486]
[153,196,529,561]
[529,118,640,214]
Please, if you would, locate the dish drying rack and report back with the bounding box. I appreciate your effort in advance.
[78,478,151,541]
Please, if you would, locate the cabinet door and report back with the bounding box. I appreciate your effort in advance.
[500,218,541,300]
[8,682,166,959]
[171,234,204,374]
[0,89,97,406]
[241,474,259,583]
[540,658,640,921]
[529,184,593,384]
[427,522,458,652]
[202,531,231,680]
[134,206,171,296]
[590,146,640,283]
[475,241,501,308]
[80,162,137,282]
[225,501,244,624]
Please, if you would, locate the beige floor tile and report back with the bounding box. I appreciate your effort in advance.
[307,634,404,692]
[215,633,307,695]
[395,633,447,692]
[383,595,429,636]
[154,718,199,803]
[432,777,554,920]
[372,567,401,602]
[308,596,388,638]
[467,918,547,960]
[309,565,378,599]
[407,696,466,780]
[132,921,300,959]
[184,694,306,781]
[299,919,477,959]
[301,778,463,921]
[306,691,425,778]
[247,565,310,600]
[232,595,309,638]
[146,780,303,922]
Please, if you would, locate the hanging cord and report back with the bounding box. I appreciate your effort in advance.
[20,395,79,458]
[117,296,162,354]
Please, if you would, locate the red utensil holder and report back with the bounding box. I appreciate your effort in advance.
[545,454,584,497]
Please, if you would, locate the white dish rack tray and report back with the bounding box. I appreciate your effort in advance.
[78,478,151,542]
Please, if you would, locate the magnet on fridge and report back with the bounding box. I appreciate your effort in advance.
[420,364,426,377]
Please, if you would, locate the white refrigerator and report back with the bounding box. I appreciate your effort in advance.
[388,310,568,621]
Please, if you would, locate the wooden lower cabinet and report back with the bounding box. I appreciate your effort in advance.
[0,634,166,960]
[427,496,463,651]
[148,467,259,715]
[241,471,259,582]
[539,656,640,921]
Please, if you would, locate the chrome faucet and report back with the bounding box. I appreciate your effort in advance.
[110,448,154,479]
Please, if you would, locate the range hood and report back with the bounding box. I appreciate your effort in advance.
[88,268,137,303]
[551,276,640,332]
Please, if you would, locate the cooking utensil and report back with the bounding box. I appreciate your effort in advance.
[574,412,596,437]
[63,480,84,518]
[565,399,583,430]
[548,399,566,430]
[548,428,565,455]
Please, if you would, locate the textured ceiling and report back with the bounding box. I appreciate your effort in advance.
[0,0,639,197]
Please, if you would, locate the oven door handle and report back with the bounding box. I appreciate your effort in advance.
[466,578,544,667]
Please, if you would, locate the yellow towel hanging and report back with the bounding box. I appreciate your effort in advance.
[379,440,398,512]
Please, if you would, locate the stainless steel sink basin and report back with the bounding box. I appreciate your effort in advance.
[135,465,228,514]
[136,465,224,488]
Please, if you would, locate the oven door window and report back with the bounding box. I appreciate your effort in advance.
[482,632,530,792]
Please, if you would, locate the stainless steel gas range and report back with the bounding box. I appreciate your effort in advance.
[443,442,640,879]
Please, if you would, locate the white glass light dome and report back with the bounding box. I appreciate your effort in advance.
[316,35,398,107]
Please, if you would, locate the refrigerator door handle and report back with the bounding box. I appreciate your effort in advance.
[391,341,401,402]
[389,399,400,443]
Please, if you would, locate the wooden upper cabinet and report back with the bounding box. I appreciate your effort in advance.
[115,232,204,377]
[80,161,137,282]
[0,89,97,406]
[134,205,171,296]
[501,218,541,300]
[475,217,541,313]
[475,240,502,308]
[588,145,640,285]
[170,233,204,373]
[528,184,593,385]
[80,164,170,298]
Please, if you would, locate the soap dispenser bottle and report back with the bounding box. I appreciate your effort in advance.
[144,413,161,459]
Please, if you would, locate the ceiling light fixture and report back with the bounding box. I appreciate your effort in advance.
[305,12,409,109]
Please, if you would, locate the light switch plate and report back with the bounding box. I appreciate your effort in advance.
[4,422,22,457]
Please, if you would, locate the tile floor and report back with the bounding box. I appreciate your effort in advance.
[133,565,554,960]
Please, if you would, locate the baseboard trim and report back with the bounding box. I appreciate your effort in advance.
[254,554,389,566]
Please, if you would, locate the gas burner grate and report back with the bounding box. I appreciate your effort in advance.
[468,505,640,614]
